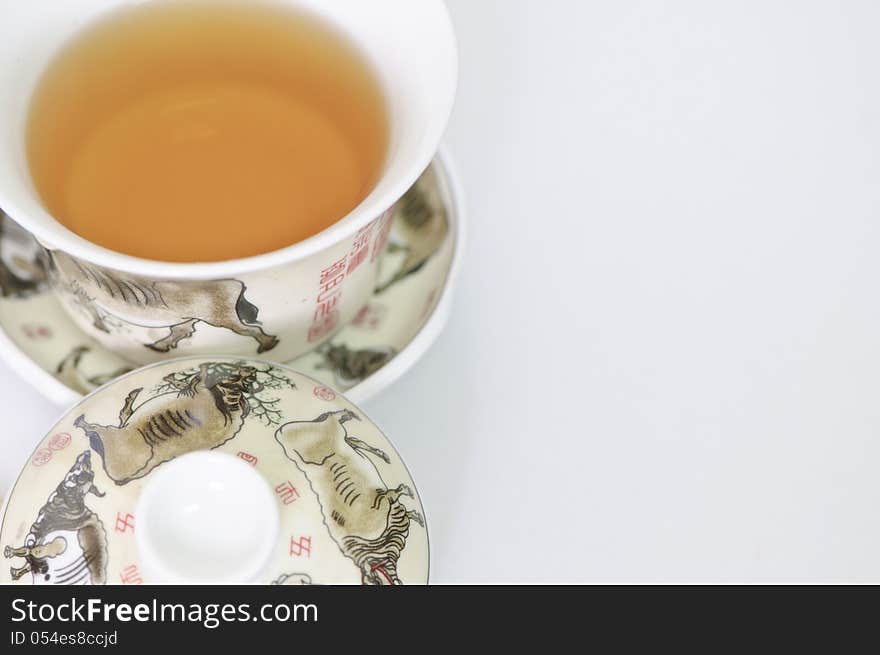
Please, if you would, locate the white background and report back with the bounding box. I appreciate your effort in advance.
[4,0,880,582]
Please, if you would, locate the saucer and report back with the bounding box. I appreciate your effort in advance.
[0,149,464,406]
[0,356,429,584]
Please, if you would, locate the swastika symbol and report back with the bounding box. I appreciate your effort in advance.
[115,512,135,533]
[120,564,143,585]
[289,536,312,558]
[275,481,300,505]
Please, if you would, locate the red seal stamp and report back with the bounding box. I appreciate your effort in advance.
[313,386,336,401]
[31,449,52,467]
[48,432,72,451]
[22,324,52,340]
[352,303,388,331]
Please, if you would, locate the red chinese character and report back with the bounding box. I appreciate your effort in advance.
[353,220,374,242]
[48,433,71,451]
[313,386,336,402]
[313,294,340,321]
[275,481,300,505]
[289,536,312,558]
[317,274,345,302]
[371,209,395,262]
[115,512,135,533]
[31,449,52,467]
[352,305,370,325]
[120,564,143,585]
[347,246,369,275]
[351,228,372,254]
[320,258,347,285]
[351,303,387,331]
[237,451,258,466]
[22,324,52,340]
[308,311,339,343]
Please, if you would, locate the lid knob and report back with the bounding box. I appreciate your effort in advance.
[135,451,279,584]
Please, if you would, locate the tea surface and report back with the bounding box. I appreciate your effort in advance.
[27,1,388,262]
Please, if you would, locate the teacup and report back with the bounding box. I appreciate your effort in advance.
[0,0,457,365]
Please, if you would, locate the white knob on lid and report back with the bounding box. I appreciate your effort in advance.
[135,451,279,584]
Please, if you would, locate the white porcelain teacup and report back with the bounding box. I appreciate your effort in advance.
[0,0,457,365]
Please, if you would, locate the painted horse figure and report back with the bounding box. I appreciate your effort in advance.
[316,343,395,389]
[275,409,424,585]
[4,451,108,585]
[50,251,278,354]
[376,166,448,293]
[75,362,258,485]
[0,211,48,299]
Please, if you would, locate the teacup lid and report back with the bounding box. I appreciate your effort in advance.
[0,357,428,585]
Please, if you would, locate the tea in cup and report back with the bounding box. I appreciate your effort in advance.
[0,0,457,365]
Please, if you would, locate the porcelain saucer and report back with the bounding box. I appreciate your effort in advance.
[0,149,464,406]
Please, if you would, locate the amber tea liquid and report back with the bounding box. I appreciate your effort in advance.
[27,1,389,262]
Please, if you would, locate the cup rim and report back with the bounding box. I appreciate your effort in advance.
[0,0,458,280]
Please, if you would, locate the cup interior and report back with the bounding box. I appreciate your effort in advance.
[0,0,457,277]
